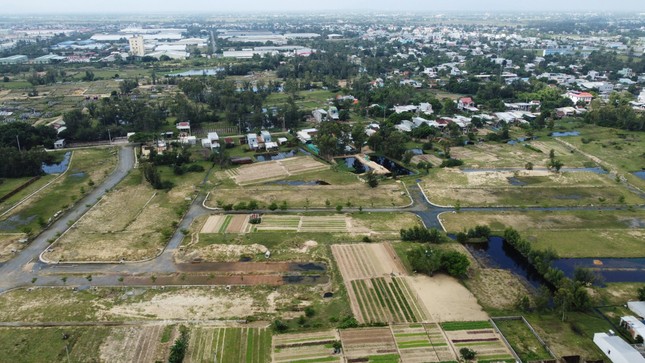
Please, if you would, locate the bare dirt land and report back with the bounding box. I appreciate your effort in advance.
[406,274,488,323]
[0,233,27,262]
[209,182,410,209]
[178,243,268,263]
[273,330,341,363]
[332,243,406,281]
[100,325,170,363]
[227,156,329,185]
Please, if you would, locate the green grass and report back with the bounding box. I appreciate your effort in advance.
[160,324,174,343]
[494,319,552,362]
[0,327,110,363]
[368,353,400,363]
[0,147,118,234]
[440,321,492,331]
[288,357,338,363]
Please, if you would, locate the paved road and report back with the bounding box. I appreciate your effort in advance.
[0,146,135,291]
[0,147,643,292]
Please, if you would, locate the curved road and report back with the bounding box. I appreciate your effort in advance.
[0,147,643,293]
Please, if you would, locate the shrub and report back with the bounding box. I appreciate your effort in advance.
[186,164,205,172]
[439,158,464,168]
[168,326,189,363]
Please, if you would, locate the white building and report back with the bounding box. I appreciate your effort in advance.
[129,35,145,57]
[620,316,645,341]
[312,109,328,122]
[593,332,645,363]
[260,130,272,143]
[628,301,645,319]
[567,91,593,104]
[247,133,259,149]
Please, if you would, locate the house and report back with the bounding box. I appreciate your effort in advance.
[393,105,419,114]
[277,137,288,145]
[207,132,219,143]
[328,107,340,120]
[628,301,645,319]
[297,128,317,144]
[619,316,645,341]
[457,97,477,112]
[394,120,415,133]
[567,91,593,104]
[180,136,197,145]
[54,139,66,149]
[260,130,272,143]
[593,332,645,363]
[176,122,191,134]
[418,103,433,115]
[247,133,259,149]
[223,138,235,148]
[312,109,328,122]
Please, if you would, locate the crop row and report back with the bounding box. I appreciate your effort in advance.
[440,321,492,331]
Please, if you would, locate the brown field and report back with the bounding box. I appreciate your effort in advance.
[463,268,533,310]
[227,156,329,185]
[332,243,406,281]
[208,182,410,209]
[227,214,250,233]
[201,214,226,233]
[100,325,170,363]
[0,233,27,262]
[273,330,341,363]
[406,274,489,323]
[201,214,251,234]
[340,327,398,360]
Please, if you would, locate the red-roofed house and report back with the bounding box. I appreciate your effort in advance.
[457,97,477,111]
[567,91,593,104]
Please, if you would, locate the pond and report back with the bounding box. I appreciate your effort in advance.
[42,152,71,174]
[553,258,645,283]
[634,171,645,181]
[255,150,298,162]
[368,155,415,176]
[336,157,371,174]
[550,131,580,137]
[166,68,224,77]
[467,236,645,285]
[465,236,548,289]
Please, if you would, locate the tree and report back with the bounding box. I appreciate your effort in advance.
[365,171,379,188]
[119,79,139,94]
[61,276,67,285]
[168,326,189,363]
[525,162,534,170]
[441,251,470,277]
[638,286,645,301]
[460,347,476,360]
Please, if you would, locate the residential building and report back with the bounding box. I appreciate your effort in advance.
[619,316,645,341]
[260,131,272,144]
[33,54,66,64]
[457,97,477,111]
[593,332,645,363]
[312,109,328,122]
[328,106,339,120]
[567,91,593,104]
[247,133,258,149]
[129,35,145,57]
[0,55,28,65]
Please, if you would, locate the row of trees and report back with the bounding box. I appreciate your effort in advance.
[0,147,52,178]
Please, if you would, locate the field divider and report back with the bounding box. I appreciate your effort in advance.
[121,192,157,231]
[489,317,523,363]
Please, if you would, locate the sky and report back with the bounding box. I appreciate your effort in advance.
[2,0,644,14]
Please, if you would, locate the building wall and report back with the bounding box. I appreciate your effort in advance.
[129,36,145,57]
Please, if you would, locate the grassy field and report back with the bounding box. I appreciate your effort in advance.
[421,168,640,207]
[43,163,203,261]
[0,147,118,235]
[494,319,553,362]
[0,327,110,363]
[440,209,645,258]
[265,90,335,111]
[565,124,645,189]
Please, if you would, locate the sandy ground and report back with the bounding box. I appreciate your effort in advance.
[406,274,488,322]
[107,289,275,320]
[0,233,27,262]
[179,243,268,262]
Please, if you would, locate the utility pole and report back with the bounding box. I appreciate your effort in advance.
[108,129,112,144]
[16,135,21,152]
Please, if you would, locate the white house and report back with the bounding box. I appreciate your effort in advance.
[394,120,415,133]
[593,332,645,363]
[312,109,328,122]
[620,316,645,341]
[247,133,259,149]
[628,301,645,319]
[567,91,593,104]
[54,139,66,149]
[176,122,191,134]
[260,130,272,144]
[328,106,340,120]
[457,97,477,111]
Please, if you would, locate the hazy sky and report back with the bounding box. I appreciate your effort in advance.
[2,0,644,13]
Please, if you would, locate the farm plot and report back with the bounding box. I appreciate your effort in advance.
[185,327,270,363]
[332,243,407,281]
[340,327,398,361]
[423,323,457,362]
[273,330,341,363]
[100,325,167,363]
[201,214,251,233]
[228,156,329,185]
[350,277,425,324]
[254,215,349,233]
[391,323,456,363]
[441,321,515,363]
